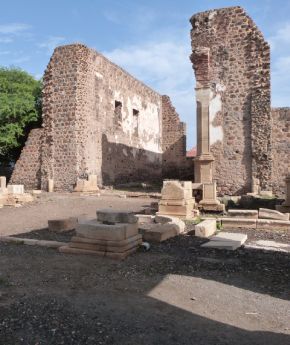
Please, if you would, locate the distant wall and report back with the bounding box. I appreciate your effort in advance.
[10,129,43,189]
[12,44,189,191]
[162,95,193,180]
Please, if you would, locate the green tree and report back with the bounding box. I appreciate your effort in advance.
[0,67,42,162]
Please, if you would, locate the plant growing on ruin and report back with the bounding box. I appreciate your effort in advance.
[0,67,42,162]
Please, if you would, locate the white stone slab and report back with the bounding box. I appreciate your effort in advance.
[258,208,289,221]
[7,184,24,195]
[201,241,241,250]
[211,232,247,245]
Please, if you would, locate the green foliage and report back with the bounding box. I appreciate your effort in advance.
[0,67,42,162]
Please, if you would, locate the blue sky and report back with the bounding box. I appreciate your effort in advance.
[0,0,290,148]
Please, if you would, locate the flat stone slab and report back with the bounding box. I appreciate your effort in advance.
[221,218,257,229]
[259,208,289,221]
[96,209,137,224]
[59,245,138,260]
[48,218,77,232]
[256,219,290,230]
[211,232,247,245]
[201,241,241,251]
[76,220,138,241]
[136,215,154,224]
[201,232,247,251]
[0,236,66,248]
[227,209,258,219]
[245,240,290,253]
[195,219,216,238]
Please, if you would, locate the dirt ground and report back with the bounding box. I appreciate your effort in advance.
[0,193,289,345]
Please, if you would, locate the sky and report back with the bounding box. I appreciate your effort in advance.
[0,0,290,149]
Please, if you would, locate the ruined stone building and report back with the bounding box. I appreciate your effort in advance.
[10,6,290,197]
[11,44,190,191]
[190,6,290,197]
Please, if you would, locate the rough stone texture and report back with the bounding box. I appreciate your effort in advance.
[190,6,271,196]
[256,219,290,231]
[96,209,137,224]
[161,95,194,180]
[10,129,43,189]
[11,44,186,191]
[271,108,290,196]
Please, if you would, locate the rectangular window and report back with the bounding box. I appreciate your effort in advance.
[114,101,122,127]
[133,109,139,136]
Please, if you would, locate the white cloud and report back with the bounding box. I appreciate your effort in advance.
[269,22,290,50]
[39,36,66,54]
[104,35,196,147]
[0,23,31,34]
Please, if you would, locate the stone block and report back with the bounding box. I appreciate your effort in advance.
[7,185,24,195]
[76,220,139,241]
[48,179,54,192]
[59,245,138,260]
[221,218,257,229]
[161,180,192,200]
[195,219,216,238]
[256,219,290,231]
[0,176,6,189]
[96,209,137,224]
[69,237,142,253]
[71,234,142,247]
[259,191,273,197]
[227,209,258,219]
[139,223,180,242]
[211,232,247,245]
[258,208,289,221]
[74,174,99,192]
[15,193,34,203]
[136,215,154,224]
[158,204,193,218]
[48,217,78,232]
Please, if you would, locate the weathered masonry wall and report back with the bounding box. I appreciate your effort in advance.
[162,95,193,180]
[11,44,187,190]
[271,108,290,196]
[190,6,271,195]
[10,129,43,189]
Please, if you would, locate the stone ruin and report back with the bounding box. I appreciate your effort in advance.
[5,5,290,203]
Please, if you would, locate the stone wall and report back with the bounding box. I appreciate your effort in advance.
[10,129,43,189]
[162,95,193,179]
[271,108,290,196]
[190,6,271,195]
[11,44,187,190]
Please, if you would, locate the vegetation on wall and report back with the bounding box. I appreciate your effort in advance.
[0,67,42,163]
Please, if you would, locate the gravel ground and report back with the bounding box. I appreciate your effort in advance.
[0,193,290,344]
[0,234,289,344]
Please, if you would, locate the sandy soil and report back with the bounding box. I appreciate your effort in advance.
[0,193,289,344]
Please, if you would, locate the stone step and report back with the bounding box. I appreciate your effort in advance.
[71,234,142,247]
[59,245,138,260]
[221,218,257,229]
[69,237,142,253]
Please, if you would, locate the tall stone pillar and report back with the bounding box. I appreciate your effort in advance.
[194,87,214,183]
[191,47,224,212]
